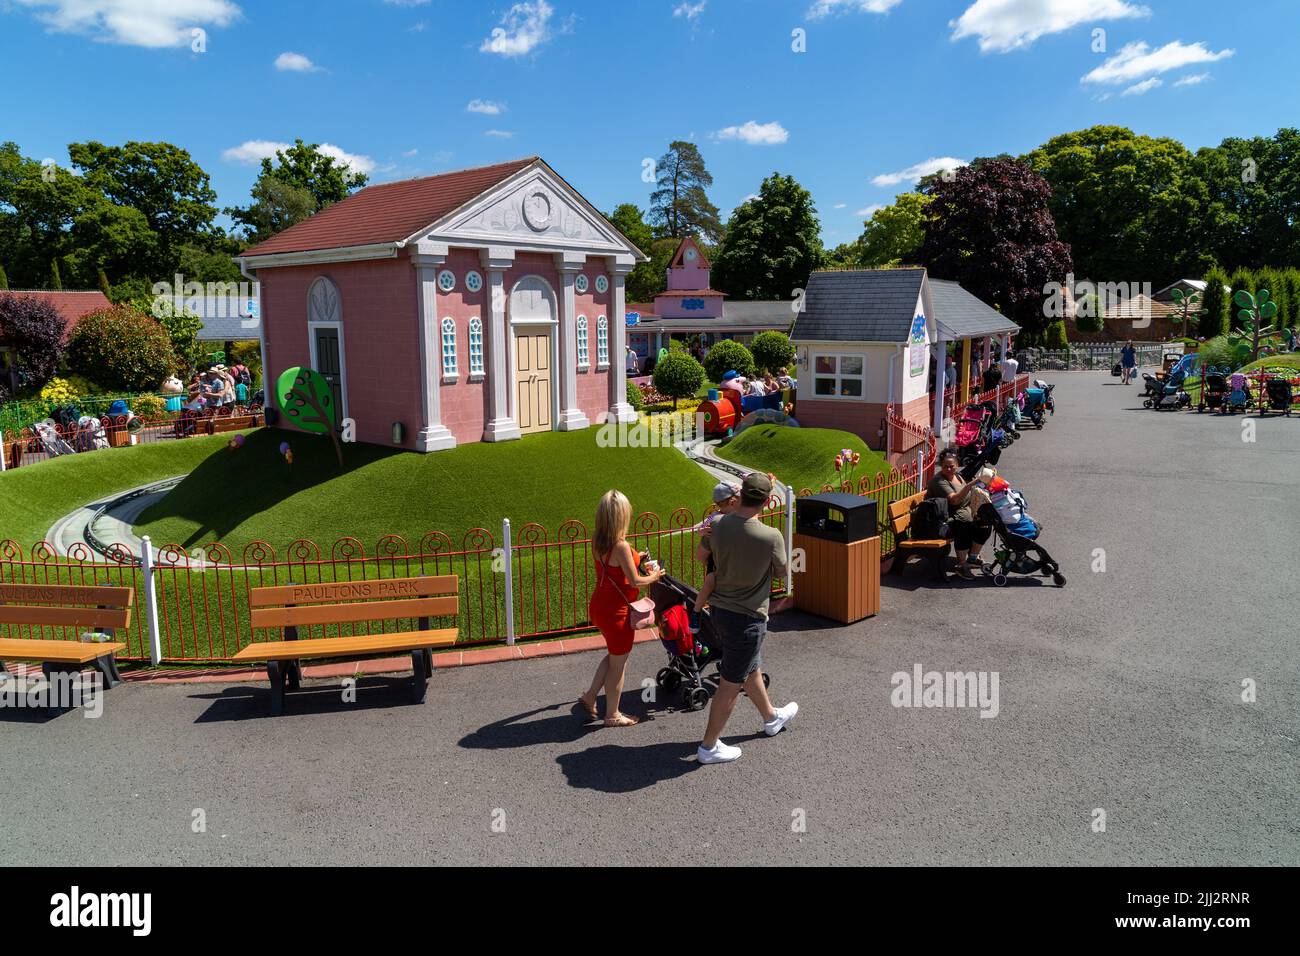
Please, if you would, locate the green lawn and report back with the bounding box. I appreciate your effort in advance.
[717,425,891,494]
[135,425,717,552]
[0,433,246,550]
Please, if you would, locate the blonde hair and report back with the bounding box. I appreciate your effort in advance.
[593,490,631,562]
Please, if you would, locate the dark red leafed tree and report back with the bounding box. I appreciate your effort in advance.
[917,158,1073,336]
[0,293,66,400]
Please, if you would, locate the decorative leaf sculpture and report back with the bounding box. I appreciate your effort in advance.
[275,366,344,467]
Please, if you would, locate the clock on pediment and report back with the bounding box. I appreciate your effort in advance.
[523,189,553,232]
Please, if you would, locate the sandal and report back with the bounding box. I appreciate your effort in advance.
[578,694,599,719]
[603,713,639,728]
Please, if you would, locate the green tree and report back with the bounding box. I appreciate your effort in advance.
[649,141,723,243]
[66,306,178,391]
[1023,126,1210,284]
[227,140,367,244]
[276,365,345,467]
[227,176,318,244]
[1075,294,1105,333]
[712,172,823,301]
[605,203,661,303]
[49,258,62,290]
[1200,268,1230,338]
[97,268,111,296]
[0,264,7,290]
[1193,129,1300,272]
[854,192,931,267]
[1044,320,1069,348]
[651,352,705,408]
[702,339,756,382]
[750,330,796,374]
[1280,269,1300,331]
[1227,268,1255,330]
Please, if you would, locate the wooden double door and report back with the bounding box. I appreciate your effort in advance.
[514,329,553,435]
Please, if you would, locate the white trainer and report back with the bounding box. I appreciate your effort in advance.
[697,740,742,764]
[764,702,799,736]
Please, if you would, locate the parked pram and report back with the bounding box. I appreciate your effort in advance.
[72,416,108,452]
[1197,368,1229,413]
[1260,377,1294,417]
[1022,381,1056,427]
[1141,362,1191,410]
[976,496,1066,588]
[1221,373,1252,414]
[650,572,769,712]
[30,419,75,457]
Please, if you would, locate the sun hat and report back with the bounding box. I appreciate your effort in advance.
[711,481,740,504]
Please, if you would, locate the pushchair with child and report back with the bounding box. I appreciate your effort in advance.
[1260,377,1294,417]
[976,497,1066,588]
[649,573,770,712]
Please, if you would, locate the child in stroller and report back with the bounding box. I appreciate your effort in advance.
[976,494,1066,588]
[1260,376,1294,417]
[1221,372,1252,414]
[650,573,770,712]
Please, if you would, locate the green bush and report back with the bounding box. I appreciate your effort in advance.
[625,379,643,410]
[1200,268,1230,339]
[750,330,796,374]
[67,306,180,393]
[652,352,706,408]
[1196,335,1238,371]
[703,338,756,383]
[1074,295,1105,333]
[1043,320,1069,349]
[1227,269,1255,330]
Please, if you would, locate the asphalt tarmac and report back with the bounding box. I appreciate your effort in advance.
[3,371,1297,866]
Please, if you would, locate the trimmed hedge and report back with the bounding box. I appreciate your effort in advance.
[703,339,756,383]
[67,306,179,393]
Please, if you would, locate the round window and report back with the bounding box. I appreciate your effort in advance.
[438,270,456,292]
[466,271,483,293]
[575,274,589,294]
[595,275,609,294]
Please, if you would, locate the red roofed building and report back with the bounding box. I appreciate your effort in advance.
[0,290,112,339]
[238,158,647,451]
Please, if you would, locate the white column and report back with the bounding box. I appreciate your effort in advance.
[481,247,521,442]
[411,242,457,452]
[140,536,163,666]
[553,251,589,431]
[606,255,637,424]
[932,331,948,438]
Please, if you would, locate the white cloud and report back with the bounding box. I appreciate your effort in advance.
[1121,77,1161,96]
[715,120,789,146]
[856,204,884,217]
[402,148,419,157]
[467,99,506,115]
[833,203,847,209]
[480,0,558,57]
[485,130,515,138]
[274,51,321,72]
[1175,72,1210,87]
[951,0,1149,53]
[674,1,705,21]
[383,0,429,5]
[12,0,241,48]
[809,0,902,19]
[871,157,966,187]
[222,140,377,175]
[1082,40,1234,85]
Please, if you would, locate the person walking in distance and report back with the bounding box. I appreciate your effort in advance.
[695,473,798,765]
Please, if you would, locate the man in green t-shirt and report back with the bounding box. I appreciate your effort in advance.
[695,472,799,765]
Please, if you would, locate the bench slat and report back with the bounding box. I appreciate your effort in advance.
[0,638,127,664]
[0,606,132,629]
[250,595,458,629]
[249,576,458,608]
[0,583,133,608]
[232,629,459,662]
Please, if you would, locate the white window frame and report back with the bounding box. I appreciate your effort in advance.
[468,317,484,378]
[597,315,609,369]
[811,351,866,401]
[441,317,458,380]
[575,274,589,295]
[438,270,457,293]
[576,315,590,370]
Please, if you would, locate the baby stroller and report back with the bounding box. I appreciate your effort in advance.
[998,399,1023,436]
[1221,373,1252,415]
[1141,363,1191,411]
[72,416,109,452]
[1260,377,1294,417]
[1022,383,1055,428]
[1198,369,1229,413]
[976,500,1066,588]
[649,573,769,712]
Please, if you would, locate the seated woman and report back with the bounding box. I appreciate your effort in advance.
[925,448,992,579]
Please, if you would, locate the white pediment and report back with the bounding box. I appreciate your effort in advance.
[415,164,638,256]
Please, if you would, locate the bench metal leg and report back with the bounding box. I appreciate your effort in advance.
[410,649,429,704]
[266,661,286,716]
[40,662,80,716]
[92,654,122,689]
[286,659,302,690]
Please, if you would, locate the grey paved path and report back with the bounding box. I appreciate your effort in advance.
[3,372,1297,866]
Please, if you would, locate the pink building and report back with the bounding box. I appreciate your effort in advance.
[237,158,646,451]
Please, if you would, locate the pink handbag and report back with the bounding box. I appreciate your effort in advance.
[598,555,657,630]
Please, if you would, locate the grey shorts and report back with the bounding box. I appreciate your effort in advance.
[712,606,765,685]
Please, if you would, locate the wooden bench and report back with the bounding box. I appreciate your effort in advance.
[887,492,952,582]
[0,583,133,710]
[232,575,459,716]
[206,412,260,435]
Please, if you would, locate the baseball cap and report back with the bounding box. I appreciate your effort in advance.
[712,481,740,504]
[741,472,773,503]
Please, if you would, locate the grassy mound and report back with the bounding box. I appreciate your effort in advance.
[134,426,716,551]
[717,425,891,493]
[0,433,246,549]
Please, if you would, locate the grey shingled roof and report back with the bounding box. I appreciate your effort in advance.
[790,269,926,343]
[927,279,1020,338]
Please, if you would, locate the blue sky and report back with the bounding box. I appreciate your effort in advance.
[1,0,1294,245]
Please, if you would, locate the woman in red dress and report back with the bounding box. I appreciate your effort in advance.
[580,490,664,727]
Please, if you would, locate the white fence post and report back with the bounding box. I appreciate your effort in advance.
[783,482,795,596]
[139,536,163,666]
[0,429,6,472]
[502,518,516,646]
[915,449,926,493]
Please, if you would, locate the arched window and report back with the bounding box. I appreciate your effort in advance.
[308,277,341,324]
[468,318,484,376]
[576,315,589,370]
[441,318,458,378]
[597,315,609,368]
